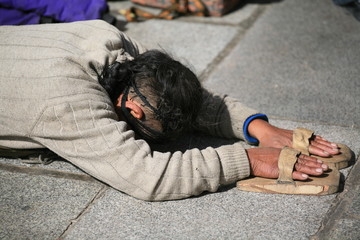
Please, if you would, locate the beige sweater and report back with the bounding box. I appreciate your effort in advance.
[0,20,259,201]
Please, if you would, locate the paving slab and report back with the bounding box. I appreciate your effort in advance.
[124,20,238,75]
[0,157,84,174]
[63,187,336,240]
[182,3,263,26]
[108,2,266,76]
[203,0,360,127]
[318,218,360,240]
[311,153,360,240]
[0,171,104,240]
[0,155,95,184]
[61,119,359,240]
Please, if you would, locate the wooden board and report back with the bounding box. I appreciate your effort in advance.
[313,143,353,170]
[236,169,340,195]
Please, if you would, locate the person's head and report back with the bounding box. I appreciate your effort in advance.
[99,50,203,142]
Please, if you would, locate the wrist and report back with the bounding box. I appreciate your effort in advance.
[245,148,255,175]
[247,119,273,143]
[243,114,268,144]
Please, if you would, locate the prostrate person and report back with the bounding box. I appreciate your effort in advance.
[0,20,346,201]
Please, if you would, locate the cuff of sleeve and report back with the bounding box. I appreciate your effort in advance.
[216,142,250,185]
[243,114,268,145]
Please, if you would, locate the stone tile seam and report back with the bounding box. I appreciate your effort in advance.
[0,162,96,182]
[58,185,109,240]
[238,5,268,29]
[310,154,360,239]
[177,5,266,27]
[310,198,354,239]
[199,6,268,82]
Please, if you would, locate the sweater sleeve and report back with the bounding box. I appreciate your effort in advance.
[195,89,263,144]
[0,20,249,202]
[30,99,250,201]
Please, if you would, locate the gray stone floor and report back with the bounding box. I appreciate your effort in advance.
[1,0,360,239]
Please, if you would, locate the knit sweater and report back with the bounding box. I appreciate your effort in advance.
[0,20,259,201]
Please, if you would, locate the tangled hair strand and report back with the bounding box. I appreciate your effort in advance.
[99,50,203,139]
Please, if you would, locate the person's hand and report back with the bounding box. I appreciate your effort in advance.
[246,147,329,180]
[247,119,340,157]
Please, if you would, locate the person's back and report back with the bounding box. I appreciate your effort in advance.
[0,20,232,201]
[0,20,143,149]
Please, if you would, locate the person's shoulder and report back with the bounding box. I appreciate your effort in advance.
[73,20,120,34]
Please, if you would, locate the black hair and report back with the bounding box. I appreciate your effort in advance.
[99,50,203,140]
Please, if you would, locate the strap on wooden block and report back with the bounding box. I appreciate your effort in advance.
[277,147,301,185]
[292,128,314,155]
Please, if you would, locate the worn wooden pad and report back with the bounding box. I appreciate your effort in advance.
[315,143,353,169]
[236,169,339,195]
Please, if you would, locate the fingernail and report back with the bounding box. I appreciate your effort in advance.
[321,164,328,169]
[316,168,323,173]
[317,159,323,163]
[323,151,329,155]
[302,174,308,178]
[331,143,338,148]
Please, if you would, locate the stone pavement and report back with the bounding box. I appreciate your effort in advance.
[1,0,360,239]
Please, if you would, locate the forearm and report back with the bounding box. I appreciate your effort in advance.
[195,88,260,141]
[32,102,250,201]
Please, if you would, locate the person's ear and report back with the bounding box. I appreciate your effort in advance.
[115,94,144,120]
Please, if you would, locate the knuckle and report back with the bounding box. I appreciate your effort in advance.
[294,163,304,172]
